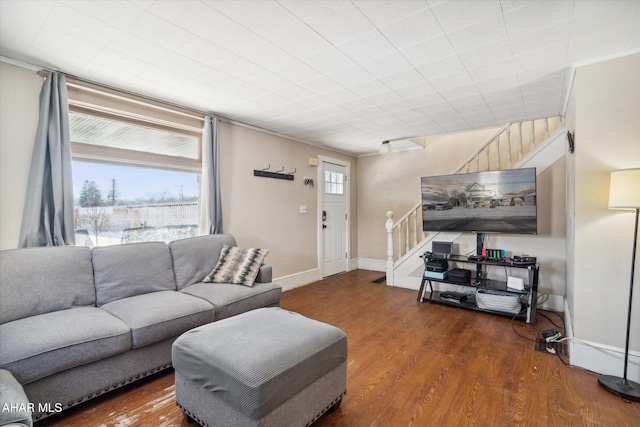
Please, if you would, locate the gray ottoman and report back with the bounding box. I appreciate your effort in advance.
[172,307,347,427]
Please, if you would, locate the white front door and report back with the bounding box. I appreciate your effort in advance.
[322,162,348,277]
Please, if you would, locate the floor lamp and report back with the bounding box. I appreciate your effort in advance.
[598,168,640,401]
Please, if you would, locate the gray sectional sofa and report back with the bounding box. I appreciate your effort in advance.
[0,234,281,423]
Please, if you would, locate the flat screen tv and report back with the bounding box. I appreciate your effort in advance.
[421,167,537,234]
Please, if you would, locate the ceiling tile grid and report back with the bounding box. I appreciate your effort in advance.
[1,0,639,155]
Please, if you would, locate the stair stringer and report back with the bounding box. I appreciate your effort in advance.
[391,126,566,290]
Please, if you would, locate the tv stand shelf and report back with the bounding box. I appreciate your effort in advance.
[417,256,539,324]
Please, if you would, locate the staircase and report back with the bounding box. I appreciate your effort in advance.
[385,116,566,289]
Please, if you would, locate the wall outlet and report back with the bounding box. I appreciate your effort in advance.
[299,205,308,214]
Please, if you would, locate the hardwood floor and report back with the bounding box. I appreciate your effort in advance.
[39,270,639,426]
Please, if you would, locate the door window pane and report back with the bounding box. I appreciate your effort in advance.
[325,171,344,195]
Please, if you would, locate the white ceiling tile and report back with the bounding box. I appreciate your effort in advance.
[428,70,474,91]
[447,94,487,110]
[337,30,397,62]
[108,32,170,64]
[48,2,120,45]
[438,83,481,100]
[571,1,640,37]
[89,49,150,76]
[0,8,42,53]
[408,92,446,108]
[328,65,375,87]
[34,24,103,61]
[364,90,404,106]
[481,85,522,103]
[206,0,302,42]
[416,55,465,80]
[458,39,513,69]
[62,0,145,30]
[301,48,356,75]
[276,85,316,103]
[298,76,344,95]
[503,0,573,38]
[499,1,538,14]
[296,95,335,110]
[393,80,437,99]
[446,15,509,52]
[567,23,638,63]
[26,42,91,71]
[513,42,568,72]
[270,25,334,58]
[400,35,457,67]
[126,10,194,52]
[474,73,519,94]
[508,20,571,55]
[380,68,426,90]
[468,58,516,82]
[0,0,57,23]
[517,63,565,85]
[349,79,390,97]
[520,76,565,96]
[353,0,429,27]
[378,8,444,49]
[430,0,502,33]
[361,51,413,78]
[279,0,374,45]
[274,60,323,84]
[240,42,297,71]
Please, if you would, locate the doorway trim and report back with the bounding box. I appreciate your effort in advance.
[317,155,351,277]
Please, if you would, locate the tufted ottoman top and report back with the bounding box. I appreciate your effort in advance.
[172,307,347,419]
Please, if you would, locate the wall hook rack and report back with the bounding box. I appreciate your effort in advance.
[254,164,295,181]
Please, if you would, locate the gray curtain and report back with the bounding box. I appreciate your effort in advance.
[18,72,75,247]
[199,115,223,235]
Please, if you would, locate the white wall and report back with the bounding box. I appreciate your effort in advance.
[569,53,640,379]
[0,62,41,250]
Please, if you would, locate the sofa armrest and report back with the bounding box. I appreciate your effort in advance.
[255,264,272,283]
[0,369,32,427]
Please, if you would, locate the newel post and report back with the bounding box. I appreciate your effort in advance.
[386,211,395,286]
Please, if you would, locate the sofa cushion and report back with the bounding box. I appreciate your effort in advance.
[0,246,94,325]
[100,291,214,349]
[180,282,281,321]
[92,242,176,306]
[169,234,237,290]
[0,307,131,385]
[204,245,269,287]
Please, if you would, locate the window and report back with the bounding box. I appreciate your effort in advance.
[67,79,204,247]
[325,171,344,195]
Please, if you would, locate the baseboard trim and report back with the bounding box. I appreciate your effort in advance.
[569,338,640,383]
[274,268,322,292]
[355,258,386,272]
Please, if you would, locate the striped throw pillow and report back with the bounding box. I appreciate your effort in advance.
[204,245,269,287]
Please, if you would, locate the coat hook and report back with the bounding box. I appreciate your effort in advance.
[261,164,271,171]
[287,168,297,175]
[275,166,285,173]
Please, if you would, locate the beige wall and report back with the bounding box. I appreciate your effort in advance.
[0,61,357,279]
[0,62,41,250]
[356,128,498,262]
[571,53,640,352]
[219,121,357,278]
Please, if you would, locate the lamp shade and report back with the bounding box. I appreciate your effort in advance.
[609,168,640,209]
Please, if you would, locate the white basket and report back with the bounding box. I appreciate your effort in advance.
[475,289,522,314]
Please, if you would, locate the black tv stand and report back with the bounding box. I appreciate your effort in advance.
[417,234,538,324]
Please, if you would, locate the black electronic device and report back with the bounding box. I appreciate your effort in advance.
[440,292,467,304]
[431,241,453,259]
[512,255,537,265]
[420,167,537,234]
[447,268,471,284]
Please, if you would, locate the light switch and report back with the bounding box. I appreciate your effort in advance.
[299,205,308,214]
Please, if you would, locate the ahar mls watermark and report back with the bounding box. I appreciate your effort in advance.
[1,402,63,413]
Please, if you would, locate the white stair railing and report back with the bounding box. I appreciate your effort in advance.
[385,116,563,283]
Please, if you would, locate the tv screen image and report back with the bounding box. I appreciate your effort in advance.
[421,167,537,234]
